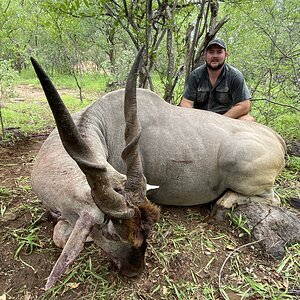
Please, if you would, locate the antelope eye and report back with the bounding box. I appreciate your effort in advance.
[114,187,125,195]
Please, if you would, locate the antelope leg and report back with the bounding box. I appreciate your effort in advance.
[45,212,96,290]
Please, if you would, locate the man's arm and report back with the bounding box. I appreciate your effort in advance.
[180,97,194,108]
[223,99,251,119]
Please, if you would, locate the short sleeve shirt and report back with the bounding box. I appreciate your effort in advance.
[182,64,251,114]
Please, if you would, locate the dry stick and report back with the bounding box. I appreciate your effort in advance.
[218,239,264,298]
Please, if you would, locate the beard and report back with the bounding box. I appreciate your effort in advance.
[206,60,225,70]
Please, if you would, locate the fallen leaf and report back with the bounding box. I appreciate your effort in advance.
[66,282,80,289]
[226,244,235,251]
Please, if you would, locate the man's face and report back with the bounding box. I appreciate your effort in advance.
[205,45,227,70]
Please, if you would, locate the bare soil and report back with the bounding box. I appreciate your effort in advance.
[0,137,54,297]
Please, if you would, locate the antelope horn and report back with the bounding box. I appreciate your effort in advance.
[31,58,133,219]
[30,58,92,161]
[122,46,147,204]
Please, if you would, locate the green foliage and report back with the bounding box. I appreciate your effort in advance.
[266,112,300,140]
[1,0,298,135]
[0,59,19,138]
[220,0,299,138]
[0,60,18,98]
[253,103,300,140]
[16,67,110,91]
[13,68,40,85]
[46,73,110,92]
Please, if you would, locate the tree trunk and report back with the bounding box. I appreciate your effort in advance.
[164,4,176,103]
[0,106,5,139]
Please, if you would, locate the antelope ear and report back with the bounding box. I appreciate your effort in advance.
[138,200,160,236]
[146,184,159,191]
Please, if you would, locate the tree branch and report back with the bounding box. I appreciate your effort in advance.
[251,98,300,112]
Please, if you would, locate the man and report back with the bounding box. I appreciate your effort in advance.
[180,38,254,121]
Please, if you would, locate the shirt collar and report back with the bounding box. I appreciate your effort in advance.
[204,64,227,87]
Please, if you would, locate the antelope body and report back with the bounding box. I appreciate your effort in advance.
[31,51,285,289]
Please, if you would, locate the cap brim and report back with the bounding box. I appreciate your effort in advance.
[207,42,226,49]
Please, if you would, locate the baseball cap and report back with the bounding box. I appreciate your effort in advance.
[206,38,226,50]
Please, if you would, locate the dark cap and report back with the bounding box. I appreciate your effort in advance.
[206,38,226,50]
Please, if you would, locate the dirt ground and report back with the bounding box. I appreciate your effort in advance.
[0,137,53,296]
[0,85,299,299]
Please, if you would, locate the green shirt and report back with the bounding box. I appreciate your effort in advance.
[183,64,251,114]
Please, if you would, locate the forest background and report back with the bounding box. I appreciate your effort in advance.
[0,0,299,141]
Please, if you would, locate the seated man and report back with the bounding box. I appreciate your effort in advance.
[180,38,255,121]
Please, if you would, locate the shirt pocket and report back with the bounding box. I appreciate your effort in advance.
[194,86,209,108]
[215,86,231,105]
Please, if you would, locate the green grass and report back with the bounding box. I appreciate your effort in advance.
[16,68,111,92]
[12,226,42,257]
[0,68,111,140]
[2,176,43,258]
[24,200,299,299]
[2,67,299,141]
[4,196,300,299]
[1,94,92,138]
[275,155,300,203]
[14,68,40,85]
[42,248,123,300]
[218,245,300,300]
[0,187,12,197]
[228,209,252,236]
[0,187,15,217]
[268,112,300,141]
[10,196,44,258]
[15,176,32,192]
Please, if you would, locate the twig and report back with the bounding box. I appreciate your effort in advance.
[18,257,36,272]
[218,239,264,299]
[251,98,300,112]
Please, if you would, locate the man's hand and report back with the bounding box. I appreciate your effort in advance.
[223,100,251,119]
[180,97,193,108]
